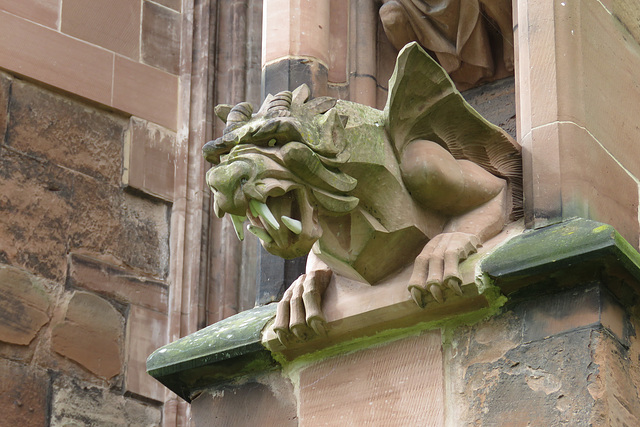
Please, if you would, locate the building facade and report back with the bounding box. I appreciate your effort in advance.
[1,0,640,426]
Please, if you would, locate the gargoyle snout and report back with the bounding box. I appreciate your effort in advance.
[206,160,252,216]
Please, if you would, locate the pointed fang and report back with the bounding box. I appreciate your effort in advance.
[249,199,280,230]
[281,216,302,234]
[230,215,246,241]
[247,224,273,243]
[213,196,224,218]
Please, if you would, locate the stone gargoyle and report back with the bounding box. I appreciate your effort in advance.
[203,42,522,346]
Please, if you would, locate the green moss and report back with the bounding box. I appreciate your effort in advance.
[147,304,277,379]
[275,283,507,380]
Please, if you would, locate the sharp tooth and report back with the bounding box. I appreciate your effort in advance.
[249,199,280,230]
[281,216,302,234]
[213,196,224,218]
[247,224,273,243]
[230,215,246,241]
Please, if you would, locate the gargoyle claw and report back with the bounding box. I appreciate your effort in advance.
[409,286,425,308]
[273,268,332,346]
[309,318,327,337]
[444,277,463,296]
[429,284,444,303]
[408,232,479,307]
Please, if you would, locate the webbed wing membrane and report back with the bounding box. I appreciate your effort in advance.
[385,42,522,219]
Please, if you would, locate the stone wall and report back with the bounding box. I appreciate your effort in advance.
[0,0,190,423]
[0,70,172,424]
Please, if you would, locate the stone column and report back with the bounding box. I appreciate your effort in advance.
[515,0,640,249]
[261,0,331,98]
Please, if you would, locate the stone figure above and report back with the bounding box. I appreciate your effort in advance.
[380,0,514,90]
[203,43,522,347]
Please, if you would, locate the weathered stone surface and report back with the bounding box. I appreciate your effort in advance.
[141,1,181,75]
[125,117,176,202]
[0,150,74,281]
[299,331,443,425]
[191,375,297,427]
[0,359,49,427]
[209,43,522,349]
[0,72,10,143]
[6,78,127,185]
[125,305,167,402]
[590,329,640,425]
[0,265,50,345]
[443,283,640,427]
[446,310,597,425]
[69,173,170,279]
[0,148,169,281]
[52,291,124,379]
[68,253,168,313]
[51,377,161,426]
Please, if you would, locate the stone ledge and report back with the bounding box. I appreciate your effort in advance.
[481,217,640,296]
[147,218,640,402]
[146,304,277,401]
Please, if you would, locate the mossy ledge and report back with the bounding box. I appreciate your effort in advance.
[147,218,640,402]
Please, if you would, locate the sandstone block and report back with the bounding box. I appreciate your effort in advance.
[51,376,161,426]
[0,265,50,345]
[124,117,176,202]
[112,55,179,131]
[445,303,609,425]
[125,305,168,402]
[191,378,297,427]
[0,359,49,427]
[298,331,443,425]
[558,122,640,248]
[68,172,170,279]
[52,291,124,379]
[590,329,640,425]
[0,150,74,281]
[152,0,181,12]
[0,0,59,28]
[141,1,181,75]
[6,78,127,186]
[61,0,141,60]
[0,10,113,106]
[0,147,169,281]
[68,253,168,313]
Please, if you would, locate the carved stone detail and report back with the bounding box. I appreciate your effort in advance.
[203,43,522,346]
[379,0,514,89]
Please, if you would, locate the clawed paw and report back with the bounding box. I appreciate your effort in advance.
[273,269,332,347]
[408,232,480,307]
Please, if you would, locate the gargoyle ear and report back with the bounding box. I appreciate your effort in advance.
[292,84,311,105]
[214,104,233,123]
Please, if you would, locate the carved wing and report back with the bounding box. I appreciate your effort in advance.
[384,42,522,219]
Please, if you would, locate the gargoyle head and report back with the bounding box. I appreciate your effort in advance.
[203,85,359,259]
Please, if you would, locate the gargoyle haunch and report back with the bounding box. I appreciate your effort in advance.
[203,42,522,345]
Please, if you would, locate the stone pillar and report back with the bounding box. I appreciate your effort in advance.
[261,0,331,98]
[515,0,640,249]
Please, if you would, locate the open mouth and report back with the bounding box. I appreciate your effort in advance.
[226,187,321,259]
